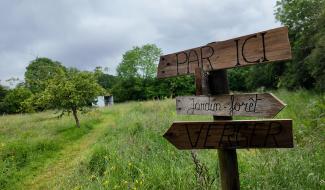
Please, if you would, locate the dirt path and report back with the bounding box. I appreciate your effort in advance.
[22,116,114,190]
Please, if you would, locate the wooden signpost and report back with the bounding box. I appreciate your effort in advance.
[164,120,293,149]
[157,27,291,78]
[157,26,293,190]
[176,93,286,117]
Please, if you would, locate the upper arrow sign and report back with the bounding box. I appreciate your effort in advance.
[157,27,292,78]
[176,93,286,118]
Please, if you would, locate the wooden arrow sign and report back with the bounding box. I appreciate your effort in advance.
[157,27,292,78]
[164,120,293,149]
[176,93,286,118]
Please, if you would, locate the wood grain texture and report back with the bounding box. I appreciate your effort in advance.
[195,68,209,95]
[208,70,240,190]
[163,120,293,149]
[176,93,286,117]
[157,27,292,78]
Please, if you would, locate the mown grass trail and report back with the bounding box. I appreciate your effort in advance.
[0,110,103,190]
[0,90,324,189]
[22,116,115,189]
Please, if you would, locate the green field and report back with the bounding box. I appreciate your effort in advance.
[0,90,324,190]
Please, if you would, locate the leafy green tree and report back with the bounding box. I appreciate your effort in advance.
[0,85,8,113]
[305,12,325,91]
[94,66,117,91]
[40,69,104,127]
[116,44,162,78]
[112,77,144,102]
[25,57,66,93]
[1,87,32,114]
[0,85,7,101]
[245,63,285,90]
[275,0,325,90]
[228,67,250,91]
[139,44,162,78]
[113,44,162,102]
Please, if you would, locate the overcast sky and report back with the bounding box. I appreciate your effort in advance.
[0,0,280,86]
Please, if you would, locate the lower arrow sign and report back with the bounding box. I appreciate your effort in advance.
[163,120,293,149]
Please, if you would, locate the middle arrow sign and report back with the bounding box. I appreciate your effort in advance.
[176,93,285,118]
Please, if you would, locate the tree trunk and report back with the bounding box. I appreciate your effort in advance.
[72,108,80,128]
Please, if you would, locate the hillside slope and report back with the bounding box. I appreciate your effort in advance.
[0,90,324,189]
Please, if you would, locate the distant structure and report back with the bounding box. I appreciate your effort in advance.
[93,94,114,107]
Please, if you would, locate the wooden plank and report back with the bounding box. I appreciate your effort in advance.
[163,120,293,149]
[157,26,292,78]
[176,93,286,118]
[208,69,240,190]
[195,68,209,95]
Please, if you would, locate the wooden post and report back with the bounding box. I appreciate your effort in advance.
[208,70,240,190]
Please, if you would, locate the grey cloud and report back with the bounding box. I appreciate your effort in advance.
[0,0,280,86]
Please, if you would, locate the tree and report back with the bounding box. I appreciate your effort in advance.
[116,44,162,78]
[25,57,66,93]
[305,12,325,91]
[40,69,104,127]
[113,44,163,102]
[112,77,144,102]
[0,85,8,113]
[94,66,117,91]
[1,87,32,114]
[0,85,7,101]
[275,0,325,90]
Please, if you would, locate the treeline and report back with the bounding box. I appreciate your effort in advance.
[112,0,325,102]
[0,0,324,115]
[0,58,104,127]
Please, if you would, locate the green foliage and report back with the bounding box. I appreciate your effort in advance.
[43,69,103,110]
[0,90,323,189]
[40,69,104,127]
[87,145,109,176]
[25,57,66,93]
[228,67,250,91]
[0,85,8,113]
[246,63,285,90]
[112,77,144,102]
[117,44,162,78]
[305,13,325,91]
[112,75,195,102]
[0,85,7,100]
[275,0,325,91]
[0,87,32,114]
[113,44,195,102]
[94,66,117,92]
[48,90,323,190]
[0,110,103,190]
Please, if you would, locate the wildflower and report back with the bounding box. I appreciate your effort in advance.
[90,175,96,181]
[103,180,109,186]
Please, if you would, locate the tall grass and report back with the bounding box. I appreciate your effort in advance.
[0,90,324,189]
[54,90,324,189]
[0,110,103,190]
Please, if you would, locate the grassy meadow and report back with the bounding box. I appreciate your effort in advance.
[0,90,324,189]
